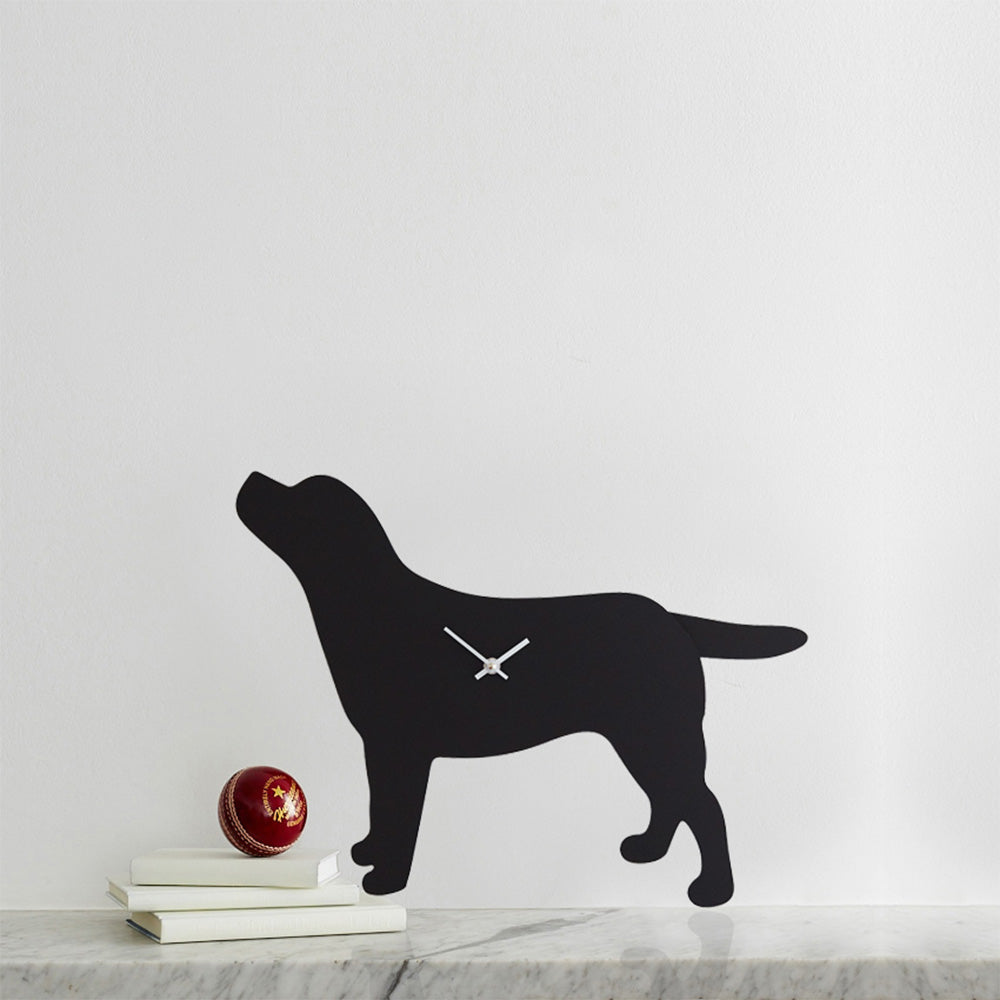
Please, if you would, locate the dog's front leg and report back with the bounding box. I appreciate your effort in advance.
[351,745,432,895]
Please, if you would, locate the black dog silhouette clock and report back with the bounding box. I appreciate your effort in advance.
[236,472,807,906]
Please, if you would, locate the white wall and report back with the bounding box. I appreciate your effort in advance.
[2,2,997,909]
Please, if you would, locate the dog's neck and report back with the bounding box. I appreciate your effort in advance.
[289,539,409,604]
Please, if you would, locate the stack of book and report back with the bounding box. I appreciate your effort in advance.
[107,847,405,944]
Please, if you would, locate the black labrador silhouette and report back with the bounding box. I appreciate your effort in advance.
[236,472,807,906]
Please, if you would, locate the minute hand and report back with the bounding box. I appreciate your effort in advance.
[443,626,488,662]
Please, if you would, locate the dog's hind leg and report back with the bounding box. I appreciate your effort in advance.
[609,724,733,906]
[608,724,692,865]
[352,747,432,895]
[682,782,734,907]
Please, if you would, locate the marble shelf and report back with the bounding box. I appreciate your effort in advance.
[1,906,997,1000]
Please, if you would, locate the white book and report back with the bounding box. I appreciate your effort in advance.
[107,875,359,912]
[129,847,339,888]
[126,900,407,944]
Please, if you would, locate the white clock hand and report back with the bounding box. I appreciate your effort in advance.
[496,637,530,664]
[443,626,488,663]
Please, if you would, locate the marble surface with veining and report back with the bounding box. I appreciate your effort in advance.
[2,906,998,999]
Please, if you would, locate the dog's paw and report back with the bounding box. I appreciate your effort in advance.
[687,872,734,908]
[362,868,408,896]
[351,837,376,866]
[620,832,671,864]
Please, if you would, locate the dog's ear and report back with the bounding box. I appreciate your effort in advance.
[290,477,399,572]
[291,473,341,492]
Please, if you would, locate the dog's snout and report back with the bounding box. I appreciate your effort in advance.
[243,471,288,494]
[245,470,284,490]
[237,471,289,521]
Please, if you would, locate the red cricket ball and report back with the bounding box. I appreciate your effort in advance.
[218,766,307,856]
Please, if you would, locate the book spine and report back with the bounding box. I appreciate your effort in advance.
[129,859,320,888]
[114,883,360,911]
[151,906,406,944]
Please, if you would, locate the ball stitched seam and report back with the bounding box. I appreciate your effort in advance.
[221,769,288,856]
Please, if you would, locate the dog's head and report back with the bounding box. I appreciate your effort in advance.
[237,472,393,577]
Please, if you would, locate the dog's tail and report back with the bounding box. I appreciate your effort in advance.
[675,614,807,659]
